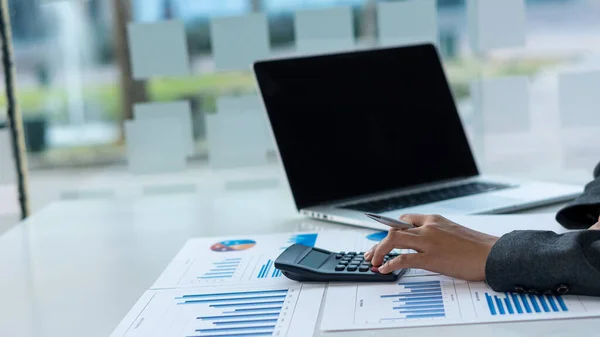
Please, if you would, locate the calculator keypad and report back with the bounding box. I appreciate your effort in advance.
[333,252,399,273]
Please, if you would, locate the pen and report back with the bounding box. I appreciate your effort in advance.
[365,213,415,230]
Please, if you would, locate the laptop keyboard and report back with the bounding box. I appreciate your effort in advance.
[340,182,512,213]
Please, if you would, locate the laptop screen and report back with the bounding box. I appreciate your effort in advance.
[254,44,478,210]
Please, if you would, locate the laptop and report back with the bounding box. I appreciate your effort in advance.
[252,44,581,229]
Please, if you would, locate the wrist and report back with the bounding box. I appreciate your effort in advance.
[480,236,500,281]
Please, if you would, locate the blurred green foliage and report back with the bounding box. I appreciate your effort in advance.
[0,72,255,121]
[0,57,559,122]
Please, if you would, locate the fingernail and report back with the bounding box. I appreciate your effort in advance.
[364,252,372,259]
[378,264,389,274]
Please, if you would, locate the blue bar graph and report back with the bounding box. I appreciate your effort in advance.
[393,305,443,310]
[408,288,442,293]
[485,292,569,316]
[190,332,273,337]
[520,294,532,313]
[256,259,283,279]
[511,293,523,314]
[546,296,559,312]
[199,258,242,280]
[210,301,285,308]
[485,293,496,315]
[393,300,443,306]
[382,292,442,298]
[180,290,287,299]
[176,289,288,337]
[406,313,445,319]
[537,295,550,313]
[214,319,279,326]
[504,296,514,314]
[224,307,282,314]
[529,294,541,313]
[557,296,569,311]
[181,295,286,305]
[402,284,441,289]
[392,296,442,302]
[194,325,275,333]
[198,313,280,320]
[381,280,446,320]
[494,296,506,315]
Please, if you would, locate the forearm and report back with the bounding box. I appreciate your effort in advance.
[485,230,600,296]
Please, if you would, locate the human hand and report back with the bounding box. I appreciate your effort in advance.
[590,216,600,230]
[364,214,499,282]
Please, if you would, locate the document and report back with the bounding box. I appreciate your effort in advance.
[321,274,600,331]
[110,283,324,337]
[152,232,323,288]
[151,230,435,289]
[114,229,443,336]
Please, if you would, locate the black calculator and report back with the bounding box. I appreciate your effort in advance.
[274,244,406,282]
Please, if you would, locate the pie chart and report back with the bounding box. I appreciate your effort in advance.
[210,239,257,252]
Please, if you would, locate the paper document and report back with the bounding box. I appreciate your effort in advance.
[152,232,321,288]
[321,274,600,331]
[111,283,325,337]
[152,230,435,289]
[114,228,447,336]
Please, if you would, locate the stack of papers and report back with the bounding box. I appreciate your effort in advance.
[111,214,600,336]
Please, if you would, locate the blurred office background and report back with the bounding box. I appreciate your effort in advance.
[1,0,600,233]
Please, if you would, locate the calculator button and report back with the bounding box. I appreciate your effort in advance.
[335,265,346,271]
[348,252,357,255]
[349,262,360,267]
[335,254,343,259]
[340,261,349,265]
[359,266,370,272]
[347,266,358,272]
[353,257,364,262]
[339,252,346,255]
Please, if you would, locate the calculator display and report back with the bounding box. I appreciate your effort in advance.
[298,250,330,268]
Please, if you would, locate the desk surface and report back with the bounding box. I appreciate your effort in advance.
[0,186,597,337]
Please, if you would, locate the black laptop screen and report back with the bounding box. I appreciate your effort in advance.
[254,44,479,210]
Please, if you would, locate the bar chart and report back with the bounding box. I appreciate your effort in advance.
[383,280,446,319]
[190,256,250,285]
[345,276,461,327]
[199,258,243,280]
[256,259,283,279]
[154,232,377,289]
[180,288,288,336]
[485,292,569,315]
[112,284,326,337]
[322,275,600,331]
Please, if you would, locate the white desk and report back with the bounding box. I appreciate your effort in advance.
[0,187,597,337]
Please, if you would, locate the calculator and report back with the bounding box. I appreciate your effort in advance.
[274,244,406,282]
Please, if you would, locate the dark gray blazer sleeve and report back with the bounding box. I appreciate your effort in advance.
[485,230,600,296]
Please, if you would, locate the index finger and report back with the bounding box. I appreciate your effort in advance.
[399,214,429,227]
[369,230,423,267]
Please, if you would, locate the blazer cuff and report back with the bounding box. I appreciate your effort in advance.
[485,230,600,296]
